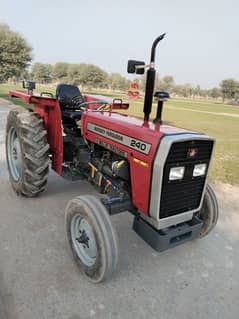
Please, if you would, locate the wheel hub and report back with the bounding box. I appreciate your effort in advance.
[7,127,22,181]
[70,215,97,267]
[76,229,90,248]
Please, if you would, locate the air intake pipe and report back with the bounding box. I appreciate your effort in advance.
[153,91,170,124]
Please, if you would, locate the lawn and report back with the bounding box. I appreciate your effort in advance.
[0,83,238,185]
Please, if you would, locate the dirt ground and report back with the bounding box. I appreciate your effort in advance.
[0,99,239,319]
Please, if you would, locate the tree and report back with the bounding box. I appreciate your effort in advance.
[194,85,201,97]
[210,87,221,99]
[108,73,130,91]
[53,62,69,81]
[67,64,108,88]
[67,64,86,85]
[173,83,195,98]
[220,79,239,101]
[80,64,108,88]
[32,63,53,83]
[161,75,175,91]
[0,24,32,82]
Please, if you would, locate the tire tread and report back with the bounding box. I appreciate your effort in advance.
[6,107,49,197]
[65,195,119,283]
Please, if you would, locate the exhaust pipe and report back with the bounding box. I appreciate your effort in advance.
[143,33,166,121]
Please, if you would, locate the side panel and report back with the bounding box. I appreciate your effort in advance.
[129,160,152,214]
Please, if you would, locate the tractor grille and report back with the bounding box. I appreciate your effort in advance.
[159,139,214,219]
[166,140,213,163]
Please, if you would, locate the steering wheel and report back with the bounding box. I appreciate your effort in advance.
[78,100,109,109]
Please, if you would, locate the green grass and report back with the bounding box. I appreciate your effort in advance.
[167,99,239,115]
[1,84,238,185]
[124,98,239,186]
[0,84,30,108]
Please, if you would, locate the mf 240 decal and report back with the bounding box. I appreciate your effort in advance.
[87,123,151,155]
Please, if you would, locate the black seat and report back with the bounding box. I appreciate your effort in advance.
[56,84,84,109]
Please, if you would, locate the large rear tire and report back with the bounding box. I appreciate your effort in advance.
[198,183,219,237]
[5,107,50,197]
[65,195,119,283]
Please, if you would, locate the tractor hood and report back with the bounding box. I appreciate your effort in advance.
[82,111,199,162]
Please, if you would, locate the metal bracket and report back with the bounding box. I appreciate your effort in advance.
[133,215,203,252]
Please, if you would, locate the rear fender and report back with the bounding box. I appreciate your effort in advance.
[33,98,63,175]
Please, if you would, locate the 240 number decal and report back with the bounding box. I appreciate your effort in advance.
[130,139,147,151]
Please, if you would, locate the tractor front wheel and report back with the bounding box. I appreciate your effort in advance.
[198,183,219,237]
[65,195,119,283]
[5,107,50,197]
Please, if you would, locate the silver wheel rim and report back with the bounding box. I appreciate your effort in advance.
[7,127,22,181]
[70,214,97,267]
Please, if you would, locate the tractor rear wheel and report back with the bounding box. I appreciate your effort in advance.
[65,195,119,283]
[198,183,219,237]
[5,107,50,197]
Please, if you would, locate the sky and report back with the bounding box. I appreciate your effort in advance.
[0,0,238,88]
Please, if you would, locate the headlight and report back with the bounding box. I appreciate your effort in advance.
[169,166,185,180]
[193,163,207,177]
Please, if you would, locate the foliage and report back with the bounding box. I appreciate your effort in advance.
[29,62,238,102]
[139,74,237,101]
[210,87,221,99]
[220,79,239,101]
[157,75,175,91]
[66,64,107,88]
[79,64,108,88]
[31,63,53,83]
[108,73,130,91]
[0,24,32,82]
[67,64,84,85]
[53,62,69,81]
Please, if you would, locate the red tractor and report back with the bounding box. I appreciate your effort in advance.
[6,34,218,283]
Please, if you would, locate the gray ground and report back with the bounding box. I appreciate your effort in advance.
[0,99,239,319]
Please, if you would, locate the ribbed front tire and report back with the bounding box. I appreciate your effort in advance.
[65,195,119,283]
[5,107,50,197]
[198,184,219,237]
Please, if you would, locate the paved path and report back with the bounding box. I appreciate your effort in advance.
[0,100,239,319]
